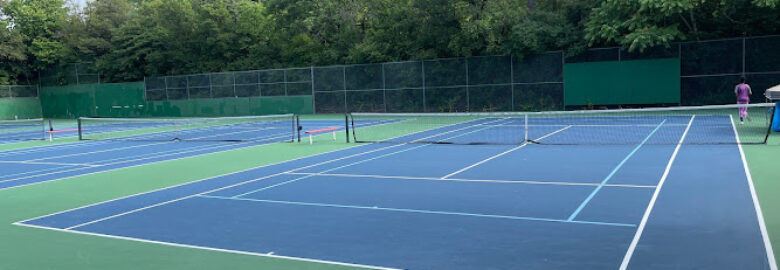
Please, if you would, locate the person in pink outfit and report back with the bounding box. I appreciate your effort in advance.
[735,76,752,124]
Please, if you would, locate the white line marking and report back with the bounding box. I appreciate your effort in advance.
[28,128,284,162]
[567,120,667,221]
[60,119,514,229]
[619,115,695,270]
[198,195,636,227]
[440,125,572,179]
[284,172,657,188]
[60,141,440,229]
[0,139,278,185]
[11,222,399,270]
[730,114,778,270]
[0,136,288,190]
[231,118,514,198]
[0,160,101,167]
[13,143,389,224]
[16,117,491,223]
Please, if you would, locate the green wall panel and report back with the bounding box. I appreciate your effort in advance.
[0,98,43,120]
[563,58,681,106]
[41,82,313,118]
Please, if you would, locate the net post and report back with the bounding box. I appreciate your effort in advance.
[524,114,529,143]
[764,105,775,144]
[48,120,54,142]
[77,118,83,140]
[296,115,301,143]
[40,119,46,140]
[344,113,350,143]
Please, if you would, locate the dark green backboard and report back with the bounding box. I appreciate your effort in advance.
[563,58,681,106]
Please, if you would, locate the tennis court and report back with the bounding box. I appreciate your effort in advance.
[9,104,776,270]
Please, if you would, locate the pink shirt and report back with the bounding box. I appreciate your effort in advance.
[735,83,751,101]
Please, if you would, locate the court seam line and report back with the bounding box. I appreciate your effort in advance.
[618,115,695,270]
[16,117,496,224]
[0,136,290,185]
[440,125,572,179]
[10,222,400,270]
[231,118,515,198]
[26,127,286,162]
[57,118,515,230]
[566,119,667,222]
[283,172,657,188]
[197,195,637,227]
[730,114,778,270]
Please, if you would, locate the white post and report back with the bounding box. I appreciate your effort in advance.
[524,114,529,143]
[309,134,313,145]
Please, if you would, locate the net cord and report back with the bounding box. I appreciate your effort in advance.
[351,103,776,118]
[78,114,295,122]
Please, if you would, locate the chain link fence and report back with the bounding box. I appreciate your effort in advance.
[0,85,39,99]
[144,68,313,101]
[143,35,780,113]
[39,63,101,87]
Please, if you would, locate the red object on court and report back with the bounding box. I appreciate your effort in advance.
[46,128,79,134]
[304,127,339,134]
[303,127,339,144]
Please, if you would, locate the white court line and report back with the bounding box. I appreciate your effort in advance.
[730,115,778,270]
[284,172,657,188]
[0,160,101,167]
[61,119,514,230]
[440,125,572,179]
[11,222,399,270]
[27,127,283,162]
[619,115,694,270]
[13,143,394,225]
[230,118,514,198]
[0,135,289,188]
[16,117,502,224]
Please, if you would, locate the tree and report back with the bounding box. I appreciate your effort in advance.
[0,20,27,84]
[3,0,68,70]
[585,0,780,52]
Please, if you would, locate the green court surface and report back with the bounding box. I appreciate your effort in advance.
[0,114,777,270]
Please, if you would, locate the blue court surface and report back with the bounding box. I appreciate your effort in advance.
[14,116,775,270]
[0,119,350,190]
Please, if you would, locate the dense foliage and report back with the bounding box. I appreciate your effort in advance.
[0,0,778,84]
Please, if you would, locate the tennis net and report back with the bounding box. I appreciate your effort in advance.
[0,119,46,141]
[78,114,296,142]
[349,103,776,145]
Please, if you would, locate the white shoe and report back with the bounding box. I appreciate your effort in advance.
[740,121,744,125]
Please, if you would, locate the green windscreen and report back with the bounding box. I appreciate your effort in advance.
[563,58,680,106]
[0,98,42,120]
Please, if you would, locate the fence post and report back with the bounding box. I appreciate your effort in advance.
[510,55,515,111]
[75,63,80,85]
[382,63,387,112]
[465,57,470,112]
[284,69,288,96]
[233,72,237,98]
[421,61,426,112]
[742,37,746,76]
[342,66,347,113]
[311,66,316,114]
